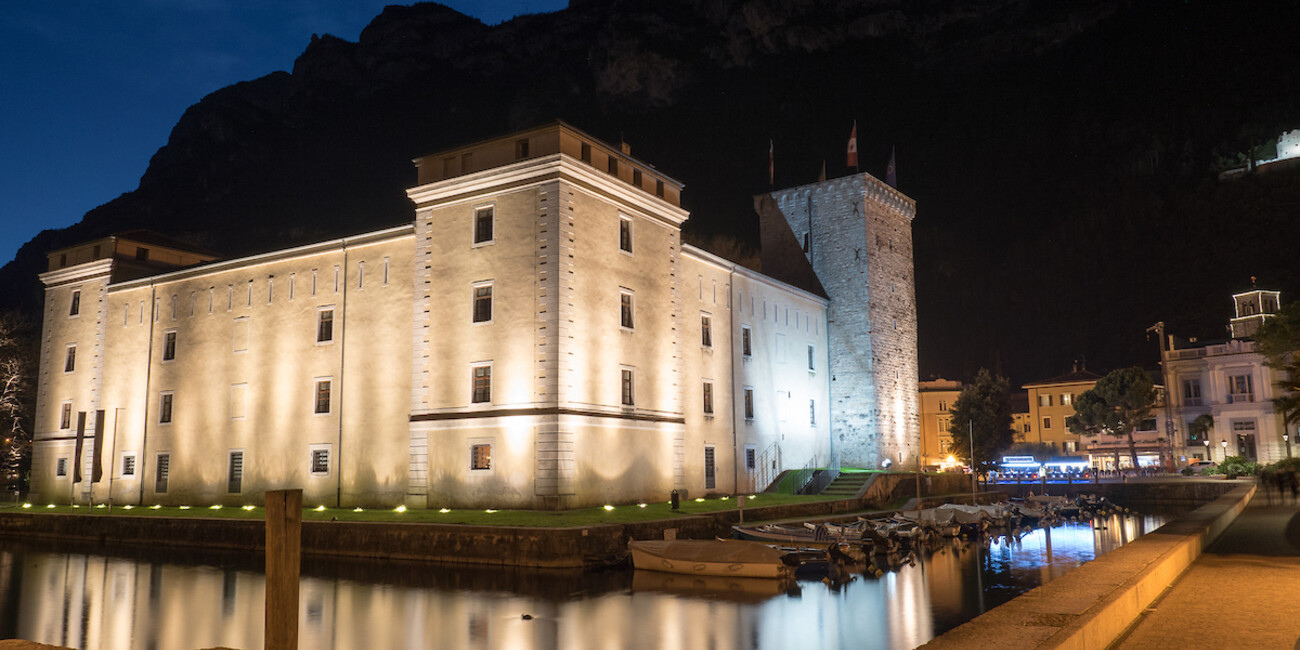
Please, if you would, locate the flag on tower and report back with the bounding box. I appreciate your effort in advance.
[846,121,858,170]
[886,146,897,187]
[768,139,774,185]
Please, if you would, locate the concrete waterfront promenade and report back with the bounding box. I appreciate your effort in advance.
[925,480,1300,649]
[1114,496,1300,649]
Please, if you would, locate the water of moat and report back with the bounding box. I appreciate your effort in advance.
[0,510,1175,650]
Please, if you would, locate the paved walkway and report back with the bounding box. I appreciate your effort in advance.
[1115,489,1300,649]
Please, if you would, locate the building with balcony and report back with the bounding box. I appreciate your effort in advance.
[1161,289,1289,465]
[31,122,917,508]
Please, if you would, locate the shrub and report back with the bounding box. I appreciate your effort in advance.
[1216,455,1259,479]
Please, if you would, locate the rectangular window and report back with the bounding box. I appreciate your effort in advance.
[702,381,714,415]
[233,317,249,352]
[228,451,243,494]
[1182,378,1202,406]
[621,368,635,406]
[310,448,330,476]
[607,156,618,176]
[64,345,76,373]
[472,283,493,323]
[471,444,492,471]
[701,314,712,347]
[807,344,815,371]
[155,454,170,493]
[60,403,72,430]
[135,247,149,261]
[56,457,68,477]
[515,138,529,159]
[230,383,247,420]
[744,387,754,420]
[704,446,716,490]
[1042,416,1051,430]
[619,216,633,253]
[159,392,174,424]
[471,364,492,404]
[122,454,136,477]
[314,380,332,414]
[1227,374,1253,403]
[741,326,752,357]
[1061,393,1072,406]
[745,445,756,471]
[810,399,816,426]
[162,330,177,361]
[620,290,634,329]
[473,206,494,245]
[655,179,665,198]
[581,142,592,163]
[1038,394,1052,407]
[632,169,643,188]
[69,289,81,317]
[317,308,334,343]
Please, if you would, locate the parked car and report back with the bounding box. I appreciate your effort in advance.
[1182,460,1216,474]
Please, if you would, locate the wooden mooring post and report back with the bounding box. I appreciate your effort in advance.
[266,489,302,650]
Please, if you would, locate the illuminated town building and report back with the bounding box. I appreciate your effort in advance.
[31,122,917,508]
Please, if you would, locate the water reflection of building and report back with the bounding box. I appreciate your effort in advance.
[31,122,922,509]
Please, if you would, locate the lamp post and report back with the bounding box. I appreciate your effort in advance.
[1284,431,1292,459]
[1202,438,1209,461]
[1221,439,1228,462]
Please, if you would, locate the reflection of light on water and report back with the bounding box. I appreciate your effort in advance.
[1,512,1176,650]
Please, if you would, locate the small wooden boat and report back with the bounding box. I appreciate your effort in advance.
[628,539,793,578]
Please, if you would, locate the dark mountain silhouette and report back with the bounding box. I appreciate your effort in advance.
[2,0,1298,386]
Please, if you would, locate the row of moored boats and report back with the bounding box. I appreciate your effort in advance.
[629,494,1127,580]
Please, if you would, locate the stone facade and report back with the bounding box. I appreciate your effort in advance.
[31,123,836,509]
[756,174,920,469]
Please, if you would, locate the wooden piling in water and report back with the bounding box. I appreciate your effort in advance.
[265,489,302,650]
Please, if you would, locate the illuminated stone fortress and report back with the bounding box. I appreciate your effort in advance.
[31,122,916,509]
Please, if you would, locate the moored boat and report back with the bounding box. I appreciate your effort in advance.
[628,539,793,578]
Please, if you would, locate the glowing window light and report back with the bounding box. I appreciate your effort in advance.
[394,505,407,513]
[439,508,451,513]
[352,507,363,512]
[21,503,31,509]
[315,505,326,512]
[637,503,647,508]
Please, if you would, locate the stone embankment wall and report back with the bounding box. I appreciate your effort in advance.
[0,477,1235,569]
[921,481,1257,649]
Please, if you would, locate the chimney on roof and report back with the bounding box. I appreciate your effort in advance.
[621,141,631,155]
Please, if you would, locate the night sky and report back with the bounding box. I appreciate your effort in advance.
[0,1,567,266]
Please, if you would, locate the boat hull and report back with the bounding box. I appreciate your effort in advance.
[629,540,791,578]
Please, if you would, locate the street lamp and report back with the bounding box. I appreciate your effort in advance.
[1285,430,1292,459]
[1202,438,1209,461]
[1221,439,1228,462]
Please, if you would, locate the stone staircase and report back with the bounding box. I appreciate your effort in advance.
[820,471,872,498]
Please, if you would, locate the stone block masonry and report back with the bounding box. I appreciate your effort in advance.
[757,174,919,469]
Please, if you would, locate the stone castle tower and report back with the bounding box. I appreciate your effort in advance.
[755,173,919,469]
